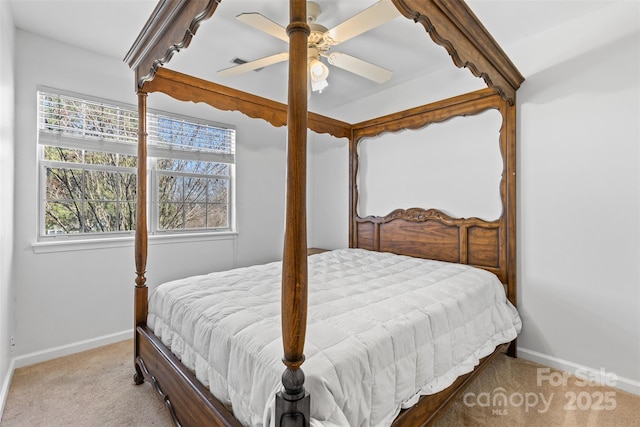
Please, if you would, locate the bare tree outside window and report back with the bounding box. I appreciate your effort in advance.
[38,90,235,238]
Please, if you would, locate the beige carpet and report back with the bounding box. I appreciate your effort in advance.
[1,340,638,426]
[1,340,172,427]
[433,352,640,427]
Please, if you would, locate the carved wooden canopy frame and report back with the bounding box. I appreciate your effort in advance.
[126,0,523,103]
[125,1,523,426]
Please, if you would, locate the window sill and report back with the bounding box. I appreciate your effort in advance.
[32,231,238,254]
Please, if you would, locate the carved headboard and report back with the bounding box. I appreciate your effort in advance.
[349,88,516,305]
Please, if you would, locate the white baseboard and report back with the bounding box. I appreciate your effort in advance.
[2,338,638,420]
[12,329,133,369]
[0,357,16,423]
[519,347,640,396]
[1,330,133,420]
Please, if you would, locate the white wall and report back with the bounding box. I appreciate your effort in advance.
[357,110,503,220]
[0,0,16,413]
[12,30,289,358]
[308,130,349,250]
[512,2,639,391]
[5,0,639,398]
[310,1,640,392]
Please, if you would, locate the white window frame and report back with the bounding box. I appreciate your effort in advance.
[35,86,237,249]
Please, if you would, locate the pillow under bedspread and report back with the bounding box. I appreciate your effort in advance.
[147,248,521,427]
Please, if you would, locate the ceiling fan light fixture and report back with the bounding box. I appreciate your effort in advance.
[227,1,398,87]
[309,58,329,92]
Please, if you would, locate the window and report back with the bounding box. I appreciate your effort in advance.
[37,88,235,240]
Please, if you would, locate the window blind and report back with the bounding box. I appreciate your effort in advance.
[37,89,236,164]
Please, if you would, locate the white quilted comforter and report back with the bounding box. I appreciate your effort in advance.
[148,248,521,427]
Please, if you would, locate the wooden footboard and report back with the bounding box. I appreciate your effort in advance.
[134,326,242,427]
[126,0,522,425]
[393,343,509,427]
[131,87,518,427]
[134,322,510,427]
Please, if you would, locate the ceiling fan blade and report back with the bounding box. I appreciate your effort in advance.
[217,52,289,78]
[327,52,392,84]
[324,0,401,46]
[236,12,289,43]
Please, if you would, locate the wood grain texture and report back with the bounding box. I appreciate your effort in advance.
[136,326,242,427]
[281,0,309,376]
[124,0,220,89]
[277,1,312,424]
[141,68,352,139]
[134,92,148,329]
[127,1,522,425]
[124,1,523,104]
[350,89,515,287]
[391,0,524,105]
[392,345,508,427]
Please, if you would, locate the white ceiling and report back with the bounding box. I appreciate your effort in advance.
[9,0,610,116]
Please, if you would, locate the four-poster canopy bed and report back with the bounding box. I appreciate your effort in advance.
[124,0,524,426]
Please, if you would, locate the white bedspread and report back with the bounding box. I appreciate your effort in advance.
[148,248,521,427]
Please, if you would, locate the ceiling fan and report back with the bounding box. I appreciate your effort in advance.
[217,0,401,93]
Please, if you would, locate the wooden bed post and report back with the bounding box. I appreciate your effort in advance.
[276,0,311,426]
[124,1,524,425]
[133,90,148,384]
[506,97,518,358]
